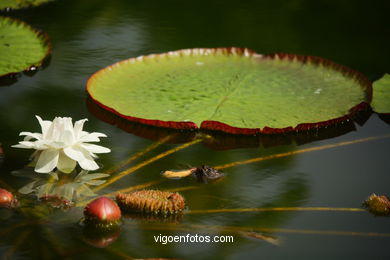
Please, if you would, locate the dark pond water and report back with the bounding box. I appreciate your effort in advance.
[0,0,389,259]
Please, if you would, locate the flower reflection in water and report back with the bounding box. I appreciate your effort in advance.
[13,169,109,207]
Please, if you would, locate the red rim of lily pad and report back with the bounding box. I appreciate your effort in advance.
[86,96,197,144]
[0,16,52,79]
[86,48,372,135]
[87,94,370,150]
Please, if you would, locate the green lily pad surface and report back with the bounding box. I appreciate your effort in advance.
[371,74,390,115]
[0,16,51,77]
[87,48,371,134]
[0,0,52,10]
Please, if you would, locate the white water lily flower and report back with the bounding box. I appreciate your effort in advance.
[13,116,110,173]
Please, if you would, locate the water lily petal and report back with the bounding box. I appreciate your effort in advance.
[65,146,99,170]
[35,149,59,173]
[60,117,75,144]
[74,119,88,140]
[20,132,42,141]
[12,141,35,149]
[81,143,111,154]
[78,154,99,171]
[48,141,66,149]
[63,146,86,162]
[45,117,60,141]
[57,151,77,173]
[90,152,98,158]
[33,140,51,150]
[79,132,107,142]
[61,129,75,145]
[36,115,52,138]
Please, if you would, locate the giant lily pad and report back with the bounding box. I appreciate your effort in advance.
[87,48,371,135]
[371,74,390,115]
[0,16,51,77]
[0,0,53,11]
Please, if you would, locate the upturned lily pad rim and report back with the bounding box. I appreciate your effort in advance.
[0,16,52,78]
[87,47,372,135]
[87,95,371,149]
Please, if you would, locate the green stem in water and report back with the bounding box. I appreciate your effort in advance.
[104,135,174,175]
[95,138,202,192]
[215,134,390,170]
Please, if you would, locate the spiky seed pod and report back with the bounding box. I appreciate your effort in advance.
[84,197,122,228]
[0,188,18,208]
[116,190,185,216]
[363,194,390,216]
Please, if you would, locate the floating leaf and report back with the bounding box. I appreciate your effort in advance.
[87,48,371,135]
[371,74,390,115]
[0,16,51,77]
[0,0,53,11]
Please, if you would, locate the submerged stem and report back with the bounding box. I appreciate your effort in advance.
[4,230,31,259]
[138,223,390,238]
[215,134,390,170]
[105,180,164,197]
[164,186,199,192]
[95,138,202,192]
[104,135,174,175]
[186,207,365,214]
[77,180,165,207]
[105,246,134,259]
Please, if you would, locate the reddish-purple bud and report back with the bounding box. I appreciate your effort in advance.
[0,188,18,208]
[84,197,121,226]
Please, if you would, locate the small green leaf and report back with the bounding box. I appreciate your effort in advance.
[372,74,390,115]
[0,16,51,77]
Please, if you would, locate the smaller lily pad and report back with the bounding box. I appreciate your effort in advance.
[0,16,51,77]
[0,0,53,11]
[371,74,390,115]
